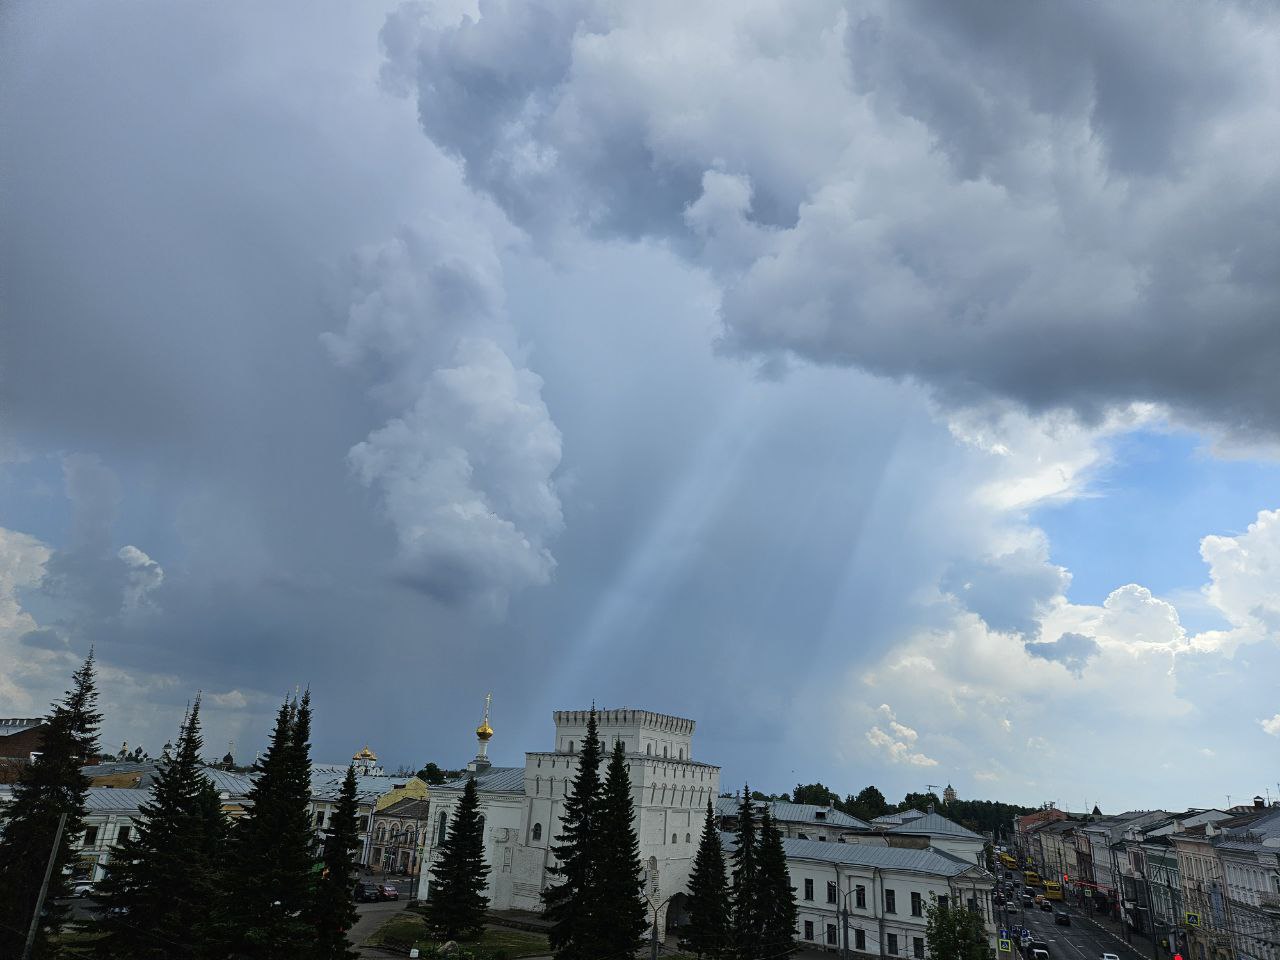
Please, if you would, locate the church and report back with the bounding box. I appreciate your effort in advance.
[416,702,720,929]
[418,701,997,952]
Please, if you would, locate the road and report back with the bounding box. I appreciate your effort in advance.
[998,900,1153,960]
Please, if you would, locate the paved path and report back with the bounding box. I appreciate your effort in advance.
[352,900,410,957]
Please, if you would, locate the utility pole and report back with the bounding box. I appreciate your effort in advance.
[22,812,67,960]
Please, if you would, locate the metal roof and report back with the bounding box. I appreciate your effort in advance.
[885,811,984,840]
[376,797,432,819]
[721,833,979,876]
[199,768,255,796]
[309,767,412,804]
[872,809,927,826]
[0,718,45,736]
[436,766,526,794]
[85,788,152,813]
[714,796,871,830]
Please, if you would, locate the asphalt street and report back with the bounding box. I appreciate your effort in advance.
[1000,899,1155,960]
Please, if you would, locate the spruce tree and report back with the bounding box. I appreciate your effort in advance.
[595,738,648,959]
[683,799,730,959]
[756,807,797,958]
[729,785,762,960]
[542,708,603,960]
[0,652,100,959]
[427,776,490,941]
[90,696,227,960]
[222,693,316,959]
[310,765,362,959]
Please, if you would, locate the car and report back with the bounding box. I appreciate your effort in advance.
[71,881,94,898]
[1102,954,1120,960]
[378,883,399,901]
[352,881,381,903]
[1021,933,1033,948]
[1023,895,1034,906]
[1040,900,1053,912]
[1054,910,1071,926]
[1031,950,1050,960]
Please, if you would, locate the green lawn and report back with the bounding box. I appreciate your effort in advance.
[366,913,550,958]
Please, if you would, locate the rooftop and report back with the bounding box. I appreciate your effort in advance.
[715,797,872,830]
[377,796,432,819]
[722,832,981,876]
[436,766,526,794]
[0,718,44,736]
[873,809,927,827]
[886,811,984,840]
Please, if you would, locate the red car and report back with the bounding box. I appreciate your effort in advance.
[379,883,399,901]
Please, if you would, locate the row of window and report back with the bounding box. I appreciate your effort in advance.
[81,825,129,847]
[799,880,931,917]
[558,740,688,760]
[799,922,924,957]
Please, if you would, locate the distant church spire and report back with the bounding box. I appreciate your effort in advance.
[468,692,494,773]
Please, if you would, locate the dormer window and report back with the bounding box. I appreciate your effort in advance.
[815,810,827,821]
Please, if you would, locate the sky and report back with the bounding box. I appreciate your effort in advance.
[2,0,1279,813]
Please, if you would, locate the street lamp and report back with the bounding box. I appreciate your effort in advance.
[644,891,677,960]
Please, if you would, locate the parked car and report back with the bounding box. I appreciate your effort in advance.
[378,883,399,901]
[1054,910,1071,926]
[352,881,381,903]
[1102,954,1120,960]
[71,881,94,898]
[1031,950,1050,960]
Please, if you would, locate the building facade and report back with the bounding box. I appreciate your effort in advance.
[417,708,720,930]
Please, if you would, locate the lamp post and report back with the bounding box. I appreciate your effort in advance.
[840,881,864,960]
[645,892,677,960]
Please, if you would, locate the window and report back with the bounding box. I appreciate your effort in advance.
[478,815,485,836]
[83,826,98,846]
[315,811,325,829]
[686,833,691,843]
[855,929,866,951]
[828,881,838,904]
[804,878,814,900]
[885,889,897,914]
[937,895,948,910]
[663,746,668,757]
[117,826,130,843]
[799,832,809,840]
[532,823,542,841]
[856,885,866,909]
[911,892,923,917]
[816,809,827,820]
[646,744,652,755]
[819,835,827,842]
[827,924,838,945]
[804,921,814,941]
[437,812,448,844]
[672,833,678,844]
[888,934,899,955]
[913,937,925,959]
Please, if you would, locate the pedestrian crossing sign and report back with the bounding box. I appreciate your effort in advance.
[1185,912,1201,927]
[999,939,1012,952]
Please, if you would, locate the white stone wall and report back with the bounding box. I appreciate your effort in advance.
[552,709,695,763]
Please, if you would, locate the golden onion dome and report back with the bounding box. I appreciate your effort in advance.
[476,720,494,742]
[354,745,377,761]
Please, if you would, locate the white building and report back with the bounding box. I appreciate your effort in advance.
[417,706,720,930]
[419,704,997,951]
[734,836,997,955]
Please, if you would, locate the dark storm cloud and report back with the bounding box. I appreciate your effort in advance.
[384,0,1280,435]
[940,549,1068,637]
[1025,631,1101,677]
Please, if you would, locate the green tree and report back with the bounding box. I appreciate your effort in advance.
[900,791,942,813]
[682,799,730,959]
[542,709,603,960]
[595,739,647,958]
[222,693,316,959]
[728,786,762,959]
[90,696,227,959]
[0,652,101,959]
[925,897,993,960]
[843,785,891,822]
[416,762,447,785]
[791,782,839,807]
[310,765,362,958]
[427,776,489,941]
[757,807,798,958]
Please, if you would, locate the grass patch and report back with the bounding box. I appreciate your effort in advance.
[366,914,550,958]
